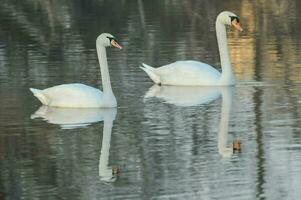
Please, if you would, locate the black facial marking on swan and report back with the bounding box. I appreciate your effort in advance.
[230,16,240,23]
[106,36,115,42]
[107,36,119,44]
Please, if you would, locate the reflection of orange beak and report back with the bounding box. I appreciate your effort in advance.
[232,22,243,32]
[111,39,123,49]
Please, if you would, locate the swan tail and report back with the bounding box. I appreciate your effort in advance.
[29,88,49,105]
[140,63,161,84]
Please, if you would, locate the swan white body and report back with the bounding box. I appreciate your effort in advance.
[30,33,122,108]
[141,11,242,86]
[30,84,106,108]
[141,61,221,86]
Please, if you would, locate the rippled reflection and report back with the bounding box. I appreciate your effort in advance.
[31,106,118,181]
[32,106,119,182]
[217,87,235,157]
[144,85,221,107]
[2,0,301,199]
[144,85,237,157]
[98,108,118,183]
[31,106,115,129]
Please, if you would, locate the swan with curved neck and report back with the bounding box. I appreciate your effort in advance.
[140,11,243,86]
[30,33,122,108]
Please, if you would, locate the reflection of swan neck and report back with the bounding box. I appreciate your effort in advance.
[216,20,234,84]
[96,44,113,95]
[99,113,116,182]
[99,120,113,167]
[221,88,232,115]
[138,0,146,28]
[218,87,233,157]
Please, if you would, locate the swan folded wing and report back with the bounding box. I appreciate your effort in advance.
[156,61,221,86]
[43,84,103,107]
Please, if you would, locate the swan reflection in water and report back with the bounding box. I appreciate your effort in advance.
[144,85,237,157]
[31,106,118,182]
[144,85,221,107]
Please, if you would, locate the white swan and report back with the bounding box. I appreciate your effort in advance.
[140,11,243,86]
[30,33,122,108]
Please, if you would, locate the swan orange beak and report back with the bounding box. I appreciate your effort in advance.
[111,39,123,49]
[232,22,243,32]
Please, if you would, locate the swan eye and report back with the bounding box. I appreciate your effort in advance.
[230,16,240,23]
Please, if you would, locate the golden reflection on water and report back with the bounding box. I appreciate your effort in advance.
[229,0,256,82]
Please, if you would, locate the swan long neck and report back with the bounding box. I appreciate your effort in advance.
[216,21,235,84]
[96,44,114,95]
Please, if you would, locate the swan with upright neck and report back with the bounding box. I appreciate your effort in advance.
[30,33,122,108]
[140,11,243,86]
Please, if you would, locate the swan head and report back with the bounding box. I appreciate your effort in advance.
[97,33,123,49]
[217,11,243,32]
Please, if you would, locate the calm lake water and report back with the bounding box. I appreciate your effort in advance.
[1,0,301,199]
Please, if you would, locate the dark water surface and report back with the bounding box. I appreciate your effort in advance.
[1,0,301,199]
